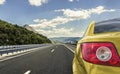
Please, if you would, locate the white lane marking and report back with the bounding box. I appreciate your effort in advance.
[24,70,31,74]
[63,45,75,53]
[51,49,55,53]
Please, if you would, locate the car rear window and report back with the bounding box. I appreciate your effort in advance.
[94,19,120,34]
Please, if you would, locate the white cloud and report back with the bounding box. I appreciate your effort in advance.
[0,0,6,5]
[29,6,115,37]
[61,9,90,19]
[31,6,115,29]
[33,19,47,23]
[90,6,115,14]
[28,0,48,6]
[68,0,74,2]
[33,19,40,23]
[68,0,79,2]
[35,27,83,37]
[56,6,115,20]
[30,16,75,28]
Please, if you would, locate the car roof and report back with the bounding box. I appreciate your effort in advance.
[96,18,120,26]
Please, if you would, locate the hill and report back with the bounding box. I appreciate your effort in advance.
[50,37,82,44]
[24,25,38,33]
[0,20,51,45]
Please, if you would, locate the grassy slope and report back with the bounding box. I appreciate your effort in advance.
[0,20,51,45]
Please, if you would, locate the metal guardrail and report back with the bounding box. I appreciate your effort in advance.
[0,44,47,56]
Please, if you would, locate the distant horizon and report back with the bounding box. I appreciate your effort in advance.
[49,36,82,38]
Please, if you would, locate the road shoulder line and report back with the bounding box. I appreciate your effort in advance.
[63,45,75,53]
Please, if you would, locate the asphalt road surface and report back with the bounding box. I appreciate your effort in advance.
[0,44,74,74]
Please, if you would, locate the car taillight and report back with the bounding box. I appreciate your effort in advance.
[81,42,120,66]
[96,46,112,61]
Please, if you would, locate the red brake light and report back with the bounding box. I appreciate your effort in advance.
[81,42,120,66]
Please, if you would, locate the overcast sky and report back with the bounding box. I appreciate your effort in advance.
[0,0,120,38]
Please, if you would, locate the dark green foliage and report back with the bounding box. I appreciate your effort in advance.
[0,20,51,45]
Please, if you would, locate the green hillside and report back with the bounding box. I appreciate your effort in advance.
[0,20,51,45]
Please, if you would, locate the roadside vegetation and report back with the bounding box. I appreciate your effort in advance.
[0,20,51,45]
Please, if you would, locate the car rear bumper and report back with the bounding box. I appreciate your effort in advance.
[82,60,120,74]
[73,56,120,74]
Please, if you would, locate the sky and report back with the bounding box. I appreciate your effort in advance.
[0,0,120,38]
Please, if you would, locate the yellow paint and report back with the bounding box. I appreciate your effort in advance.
[73,21,120,74]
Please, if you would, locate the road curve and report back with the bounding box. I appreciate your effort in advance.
[0,45,74,74]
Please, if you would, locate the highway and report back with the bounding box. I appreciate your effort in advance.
[0,44,74,74]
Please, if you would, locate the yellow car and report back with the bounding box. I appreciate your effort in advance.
[73,18,120,74]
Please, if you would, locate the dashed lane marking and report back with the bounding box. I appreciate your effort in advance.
[51,49,55,53]
[24,70,31,74]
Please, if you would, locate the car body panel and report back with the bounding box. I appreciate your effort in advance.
[83,60,120,74]
[73,21,120,74]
